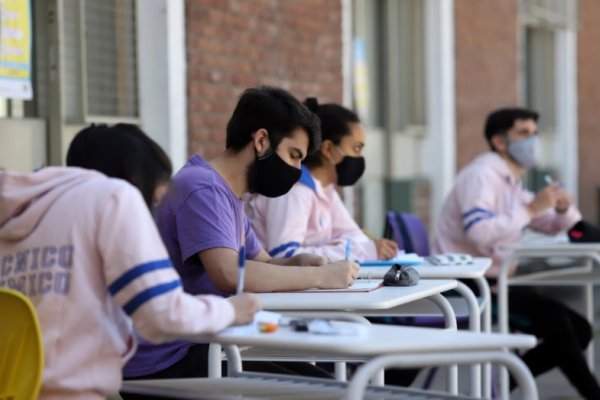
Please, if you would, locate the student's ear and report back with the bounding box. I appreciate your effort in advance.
[252,129,270,155]
[320,139,336,162]
[491,134,508,153]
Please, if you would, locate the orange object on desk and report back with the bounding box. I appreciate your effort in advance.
[258,322,278,333]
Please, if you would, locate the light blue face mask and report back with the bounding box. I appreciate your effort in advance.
[507,135,539,168]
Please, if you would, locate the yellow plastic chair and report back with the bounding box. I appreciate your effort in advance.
[0,288,44,400]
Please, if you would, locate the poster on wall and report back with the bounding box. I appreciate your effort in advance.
[0,0,32,100]
[352,38,369,123]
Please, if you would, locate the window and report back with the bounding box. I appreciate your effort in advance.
[61,0,138,123]
[523,26,555,133]
[520,0,579,188]
[353,0,425,133]
[521,0,578,29]
[521,0,578,133]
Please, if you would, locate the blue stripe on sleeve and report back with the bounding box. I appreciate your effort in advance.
[284,248,297,257]
[461,207,494,220]
[108,259,173,295]
[268,241,300,257]
[463,215,493,232]
[122,280,182,315]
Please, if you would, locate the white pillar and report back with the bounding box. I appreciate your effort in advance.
[554,29,578,198]
[137,0,187,172]
[422,0,456,227]
[341,0,355,216]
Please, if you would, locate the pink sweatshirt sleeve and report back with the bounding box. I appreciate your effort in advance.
[522,189,582,233]
[98,183,235,343]
[457,170,532,253]
[257,185,375,261]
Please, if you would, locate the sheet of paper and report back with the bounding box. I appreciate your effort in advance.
[299,280,384,293]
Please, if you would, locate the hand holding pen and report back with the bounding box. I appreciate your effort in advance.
[545,175,573,214]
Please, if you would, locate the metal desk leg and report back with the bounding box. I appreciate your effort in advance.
[288,311,371,382]
[584,282,595,370]
[346,351,538,400]
[335,362,347,381]
[223,344,243,376]
[476,276,493,399]
[497,258,513,400]
[456,281,482,397]
[208,342,222,378]
[371,370,384,386]
[429,293,458,395]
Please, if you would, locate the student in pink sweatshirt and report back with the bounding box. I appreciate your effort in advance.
[246,98,397,262]
[0,124,259,400]
[433,108,600,399]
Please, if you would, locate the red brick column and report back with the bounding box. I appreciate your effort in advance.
[454,0,519,170]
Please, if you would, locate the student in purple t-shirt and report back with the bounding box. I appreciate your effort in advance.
[123,86,359,385]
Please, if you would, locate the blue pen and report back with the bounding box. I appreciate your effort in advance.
[236,245,246,294]
[345,239,351,260]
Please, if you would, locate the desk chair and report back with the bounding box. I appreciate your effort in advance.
[0,288,44,400]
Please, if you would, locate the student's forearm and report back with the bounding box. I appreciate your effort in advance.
[238,260,324,292]
[133,291,235,343]
[267,257,292,266]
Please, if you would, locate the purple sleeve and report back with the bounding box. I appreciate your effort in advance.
[176,186,239,262]
[244,217,263,259]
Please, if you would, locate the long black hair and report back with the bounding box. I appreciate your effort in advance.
[302,97,360,168]
[66,123,172,209]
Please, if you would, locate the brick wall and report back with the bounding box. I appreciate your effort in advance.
[454,0,519,170]
[578,0,600,223]
[186,0,343,159]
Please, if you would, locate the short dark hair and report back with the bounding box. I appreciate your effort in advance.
[225,86,321,155]
[66,123,172,209]
[302,97,360,168]
[484,108,539,150]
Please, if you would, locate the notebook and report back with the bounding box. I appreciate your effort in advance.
[359,251,424,267]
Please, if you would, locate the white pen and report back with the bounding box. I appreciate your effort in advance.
[544,174,555,185]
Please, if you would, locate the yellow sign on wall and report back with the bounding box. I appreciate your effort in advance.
[0,0,32,99]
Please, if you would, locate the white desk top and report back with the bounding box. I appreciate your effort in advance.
[183,322,535,357]
[499,239,600,282]
[256,279,457,311]
[357,258,491,280]
[502,241,600,255]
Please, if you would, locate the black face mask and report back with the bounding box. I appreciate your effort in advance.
[248,148,302,197]
[335,154,365,186]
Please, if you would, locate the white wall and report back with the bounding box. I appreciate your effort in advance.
[0,119,46,172]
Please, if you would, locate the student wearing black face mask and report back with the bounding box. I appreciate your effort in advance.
[246,98,420,388]
[247,98,398,263]
[121,87,360,392]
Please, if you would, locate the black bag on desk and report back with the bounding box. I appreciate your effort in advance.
[383,264,419,286]
[568,220,600,243]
